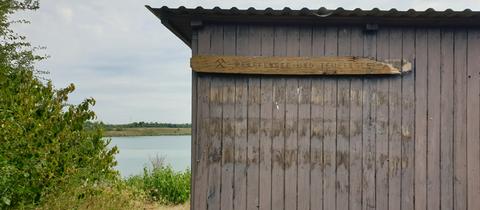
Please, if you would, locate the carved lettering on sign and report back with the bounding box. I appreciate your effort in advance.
[190,55,412,75]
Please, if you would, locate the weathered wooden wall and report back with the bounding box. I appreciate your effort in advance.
[191,23,480,210]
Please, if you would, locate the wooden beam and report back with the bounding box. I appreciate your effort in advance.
[190,55,412,75]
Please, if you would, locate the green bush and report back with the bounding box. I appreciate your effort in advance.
[0,0,119,208]
[126,164,191,205]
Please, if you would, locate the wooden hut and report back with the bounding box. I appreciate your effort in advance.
[147,6,480,210]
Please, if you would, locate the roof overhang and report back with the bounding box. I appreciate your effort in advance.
[146,6,480,47]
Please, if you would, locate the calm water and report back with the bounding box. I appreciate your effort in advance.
[109,136,191,177]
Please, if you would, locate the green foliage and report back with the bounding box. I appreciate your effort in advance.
[126,162,191,205]
[0,0,119,208]
[0,0,191,209]
[37,177,146,210]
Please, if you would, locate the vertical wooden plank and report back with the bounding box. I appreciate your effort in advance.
[466,28,480,210]
[362,29,377,210]
[222,77,235,210]
[311,26,325,210]
[440,29,454,210]
[375,27,389,210]
[453,29,467,210]
[246,25,261,210]
[400,27,415,210]
[259,25,274,210]
[415,28,428,210]
[337,26,351,210]
[191,28,199,210]
[285,26,299,210]
[195,26,211,210]
[271,25,287,210]
[297,26,312,210]
[221,24,236,210]
[207,25,223,210]
[349,27,363,210]
[247,77,260,210]
[234,77,248,210]
[323,26,338,210]
[234,24,248,210]
[427,28,441,210]
[388,27,402,210]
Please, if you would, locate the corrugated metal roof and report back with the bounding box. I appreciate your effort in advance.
[146,6,480,47]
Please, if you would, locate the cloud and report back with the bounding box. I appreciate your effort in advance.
[57,6,73,23]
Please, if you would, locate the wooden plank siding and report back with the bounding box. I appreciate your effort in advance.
[258,25,274,210]
[284,26,299,210]
[466,28,480,210]
[191,23,480,210]
[297,26,312,210]
[349,26,364,210]
[401,28,415,210]
[220,24,236,210]
[310,26,325,210]
[453,29,468,210]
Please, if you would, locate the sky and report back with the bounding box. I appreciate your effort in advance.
[12,0,480,124]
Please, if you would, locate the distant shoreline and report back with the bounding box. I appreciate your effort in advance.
[103,127,191,137]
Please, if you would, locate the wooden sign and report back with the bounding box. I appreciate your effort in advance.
[190,55,412,75]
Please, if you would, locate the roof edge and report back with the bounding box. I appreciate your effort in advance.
[147,6,480,47]
[146,5,191,47]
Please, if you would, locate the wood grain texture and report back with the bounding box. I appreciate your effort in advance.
[440,29,454,210]
[220,24,236,210]
[466,28,480,210]
[414,28,428,210]
[207,76,223,210]
[284,26,299,210]
[336,26,351,210]
[284,77,298,210]
[194,26,211,210]
[297,26,312,210]
[221,76,235,210]
[191,55,412,75]
[349,27,363,210]
[453,29,468,210]
[400,28,415,210]
[323,26,337,210]
[375,27,389,210]
[258,25,274,210]
[427,28,441,210]
[189,24,480,210]
[246,25,261,210]
[259,77,273,210]
[206,25,223,210]
[233,25,248,210]
[362,29,377,210]
[234,77,248,210]
[388,27,402,210]
[246,77,260,210]
[310,26,325,210]
[271,26,287,210]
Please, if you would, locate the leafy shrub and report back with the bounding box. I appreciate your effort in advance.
[0,67,119,209]
[0,0,119,208]
[126,160,191,205]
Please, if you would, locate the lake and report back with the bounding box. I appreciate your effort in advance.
[109,136,191,177]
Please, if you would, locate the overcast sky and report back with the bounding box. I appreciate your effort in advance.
[12,0,480,124]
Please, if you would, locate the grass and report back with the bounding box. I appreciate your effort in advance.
[38,163,191,210]
[104,127,191,137]
[125,156,191,205]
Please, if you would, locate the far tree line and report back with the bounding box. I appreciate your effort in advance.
[85,121,192,130]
